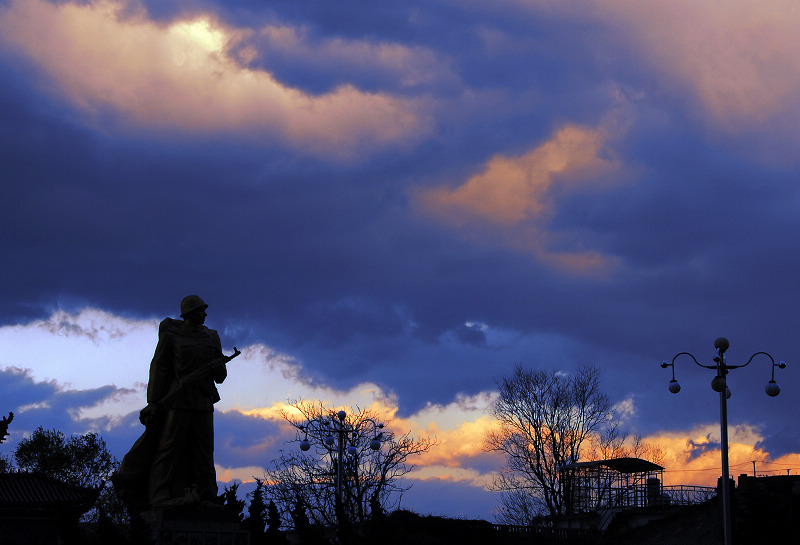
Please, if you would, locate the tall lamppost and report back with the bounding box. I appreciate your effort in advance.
[295,410,384,527]
[660,337,785,545]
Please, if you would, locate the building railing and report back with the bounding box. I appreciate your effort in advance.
[492,524,600,543]
[658,485,717,506]
[564,481,716,515]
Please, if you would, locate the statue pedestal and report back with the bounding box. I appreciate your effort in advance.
[141,508,249,545]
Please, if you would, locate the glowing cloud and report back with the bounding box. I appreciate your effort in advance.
[0,309,158,391]
[419,125,617,225]
[217,393,503,489]
[639,424,800,487]
[0,0,429,159]
[590,0,800,131]
[406,465,497,489]
[216,465,267,484]
[414,122,623,272]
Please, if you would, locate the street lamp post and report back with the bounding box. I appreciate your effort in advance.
[660,337,785,545]
[295,410,384,527]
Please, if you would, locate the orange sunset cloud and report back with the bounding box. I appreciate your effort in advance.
[593,0,800,130]
[0,0,430,160]
[639,424,800,487]
[413,121,625,273]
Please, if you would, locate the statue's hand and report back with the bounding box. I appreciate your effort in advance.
[211,347,240,371]
[139,404,158,425]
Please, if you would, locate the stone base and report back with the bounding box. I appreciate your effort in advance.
[142,508,249,545]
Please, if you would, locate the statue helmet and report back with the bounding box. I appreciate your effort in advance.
[180,295,208,317]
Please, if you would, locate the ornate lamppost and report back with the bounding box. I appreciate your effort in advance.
[295,410,384,527]
[660,337,785,545]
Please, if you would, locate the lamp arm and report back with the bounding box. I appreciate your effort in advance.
[732,351,773,370]
[672,352,716,370]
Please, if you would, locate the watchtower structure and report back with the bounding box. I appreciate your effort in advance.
[561,457,665,515]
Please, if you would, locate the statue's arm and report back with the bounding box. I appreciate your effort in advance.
[210,330,227,384]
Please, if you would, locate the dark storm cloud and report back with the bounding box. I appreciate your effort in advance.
[687,435,722,462]
[0,367,138,453]
[756,429,800,460]
[1,367,60,412]
[448,323,488,347]
[215,410,287,468]
[1,0,800,459]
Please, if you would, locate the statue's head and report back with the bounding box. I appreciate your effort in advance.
[180,295,208,317]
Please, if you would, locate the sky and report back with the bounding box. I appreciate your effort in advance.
[2,0,800,521]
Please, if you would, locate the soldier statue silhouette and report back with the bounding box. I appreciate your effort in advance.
[113,295,239,510]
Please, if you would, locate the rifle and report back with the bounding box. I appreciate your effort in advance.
[139,347,241,425]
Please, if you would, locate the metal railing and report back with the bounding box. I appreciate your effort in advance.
[492,524,600,543]
[658,485,717,506]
